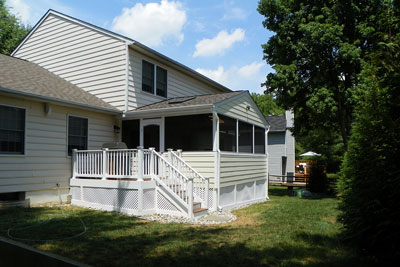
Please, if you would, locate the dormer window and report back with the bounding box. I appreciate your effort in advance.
[142,60,167,98]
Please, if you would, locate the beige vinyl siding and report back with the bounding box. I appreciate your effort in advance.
[13,13,127,111]
[216,94,266,128]
[0,94,118,197]
[181,152,216,187]
[127,49,223,110]
[219,153,267,187]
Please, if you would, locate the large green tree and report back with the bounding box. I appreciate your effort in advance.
[338,1,400,261]
[251,93,284,116]
[0,0,30,55]
[257,0,386,149]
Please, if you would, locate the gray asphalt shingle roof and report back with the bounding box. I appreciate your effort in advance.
[266,115,286,132]
[135,91,245,111]
[0,54,119,112]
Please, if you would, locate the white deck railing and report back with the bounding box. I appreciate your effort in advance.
[72,147,204,217]
[169,149,209,209]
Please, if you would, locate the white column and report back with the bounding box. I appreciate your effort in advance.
[212,112,220,151]
[137,146,144,181]
[72,149,77,179]
[188,179,194,218]
[149,147,155,175]
[102,148,108,180]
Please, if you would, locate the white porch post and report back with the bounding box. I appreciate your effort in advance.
[188,178,194,218]
[177,149,182,171]
[212,112,219,151]
[205,178,209,209]
[137,146,144,181]
[149,147,155,175]
[102,148,108,180]
[72,149,77,179]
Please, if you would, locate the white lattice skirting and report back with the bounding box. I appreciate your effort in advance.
[70,179,215,217]
[219,179,268,210]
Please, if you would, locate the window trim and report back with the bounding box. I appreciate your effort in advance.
[141,59,168,98]
[66,114,89,157]
[0,104,26,156]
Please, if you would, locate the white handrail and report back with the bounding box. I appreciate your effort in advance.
[151,149,193,217]
[169,150,209,209]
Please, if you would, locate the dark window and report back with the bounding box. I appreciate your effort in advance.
[268,132,285,145]
[219,115,236,152]
[254,126,265,154]
[68,116,88,156]
[142,60,154,94]
[156,66,167,97]
[165,114,212,151]
[239,121,253,153]
[0,105,25,154]
[122,120,140,149]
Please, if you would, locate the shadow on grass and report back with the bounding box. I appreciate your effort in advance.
[0,206,364,267]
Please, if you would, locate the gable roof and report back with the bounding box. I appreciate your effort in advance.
[0,54,120,113]
[11,9,231,94]
[136,91,244,111]
[265,115,286,132]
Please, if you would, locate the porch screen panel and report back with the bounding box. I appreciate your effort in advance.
[254,126,265,154]
[68,116,88,156]
[142,60,154,94]
[219,114,236,152]
[165,114,212,151]
[122,120,140,149]
[0,105,25,154]
[239,121,253,153]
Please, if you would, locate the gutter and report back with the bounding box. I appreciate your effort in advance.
[0,86,122,115]
[124,104,213,117]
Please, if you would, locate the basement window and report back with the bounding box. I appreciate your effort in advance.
[0,105,25,154]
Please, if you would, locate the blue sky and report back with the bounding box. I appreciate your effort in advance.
[6,0,274,93]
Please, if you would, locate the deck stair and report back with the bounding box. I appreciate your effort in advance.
[148,148,209,218]
[71,147,210,218]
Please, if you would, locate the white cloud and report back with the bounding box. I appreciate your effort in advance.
[238,62,265,79]
[6,0,30,24]
[193,28,245,57]
[196,61,267,93]
[222,7,248,21]
[112,0,187,47]
[196,66,229,85]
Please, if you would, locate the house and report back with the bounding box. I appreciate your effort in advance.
[0,54,120,203]
[265,111,295,183]
[3,9,269,218]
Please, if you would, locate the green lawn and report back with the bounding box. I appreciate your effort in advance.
[0,187,365,266]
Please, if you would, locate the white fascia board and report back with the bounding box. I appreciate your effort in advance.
[124,104,213,119]
[0,87,121,115]
[213,91,270,128]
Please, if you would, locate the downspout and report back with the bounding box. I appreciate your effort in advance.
[212,107,222,211]
[124,41,130,114]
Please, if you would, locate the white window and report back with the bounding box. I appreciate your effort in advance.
[0,105,25,154]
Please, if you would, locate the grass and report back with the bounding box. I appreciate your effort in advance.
[0,187,366,266]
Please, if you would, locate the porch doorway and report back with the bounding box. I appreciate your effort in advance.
[140,118,164,152]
